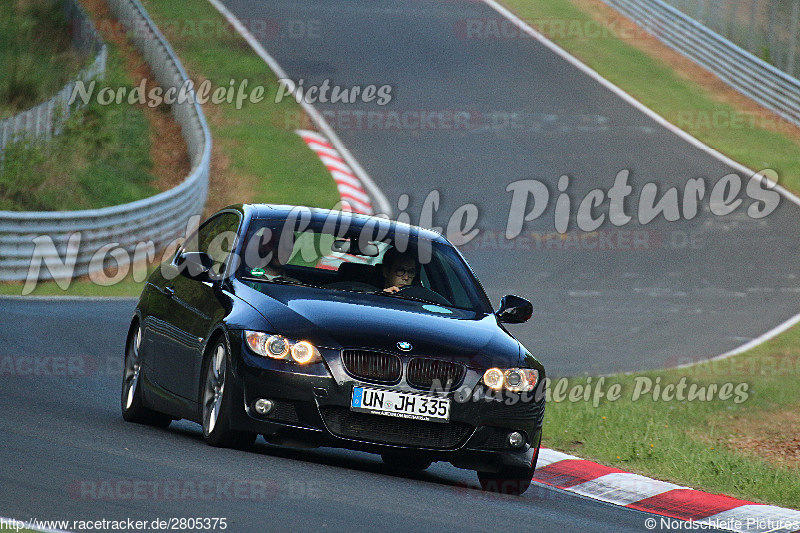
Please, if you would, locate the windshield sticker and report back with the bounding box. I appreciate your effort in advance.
[422,304,452,314]
[250,268,266,277]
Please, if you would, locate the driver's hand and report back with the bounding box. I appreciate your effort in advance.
[383,286,401,293]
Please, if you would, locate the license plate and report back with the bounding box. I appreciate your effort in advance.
[351,386,450,423]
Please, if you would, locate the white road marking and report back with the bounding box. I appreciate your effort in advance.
[205,0,392,217]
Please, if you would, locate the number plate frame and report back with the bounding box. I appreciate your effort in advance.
[350,386,450,423]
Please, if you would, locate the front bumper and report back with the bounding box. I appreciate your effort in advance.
[227,333,545,472]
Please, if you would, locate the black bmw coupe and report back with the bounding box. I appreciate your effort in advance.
[122,204,546,494]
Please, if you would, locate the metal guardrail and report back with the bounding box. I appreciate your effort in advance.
[0,0,107,152]
[0,0,211,282]
[661,0,800,81]
[600,0,800,129]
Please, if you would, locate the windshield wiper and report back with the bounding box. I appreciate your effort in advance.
[240,276,315,287]
[373,290,435,305]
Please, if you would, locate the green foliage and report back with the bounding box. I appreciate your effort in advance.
[139,0,339,209]
[0,45,158,211]
[0,0,82,114]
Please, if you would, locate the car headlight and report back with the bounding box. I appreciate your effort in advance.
[245,331,322,364]
[482,367,539,392]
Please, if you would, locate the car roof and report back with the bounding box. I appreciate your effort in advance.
[237,203,449,243]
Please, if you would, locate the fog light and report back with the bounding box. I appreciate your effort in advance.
[507,431,525,449]
[254,398,274,415]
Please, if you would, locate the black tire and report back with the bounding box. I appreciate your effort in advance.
[381,453,432,471]
[121,322,172,427]
[477,433,541,495]
[201,338,257,449]
[477,465,534,495]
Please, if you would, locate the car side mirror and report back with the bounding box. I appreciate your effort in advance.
[496,295,533,324]
[177,251,216,282]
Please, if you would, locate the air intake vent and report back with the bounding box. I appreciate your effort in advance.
[342,350,402,383]
[407,358,466,391]
[320,407,473,449]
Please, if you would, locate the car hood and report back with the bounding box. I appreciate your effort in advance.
[235,282,524,368]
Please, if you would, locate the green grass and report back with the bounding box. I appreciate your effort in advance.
[498,0,800,509]
[544,329,800,508]
[0,17,159,211]
[2,0,339,295]
[504,0,800,193]
[0,0,84,116]
[139,0,340,208]
[0,274,147,297]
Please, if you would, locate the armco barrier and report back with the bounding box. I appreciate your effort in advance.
[0,0,211,282]
[600,0,800,128]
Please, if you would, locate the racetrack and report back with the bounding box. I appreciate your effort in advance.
[3,0,799,530]
[217,0,800,376]
[0,298,731,532]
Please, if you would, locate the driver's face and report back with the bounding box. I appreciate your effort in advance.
[384,256,417,289]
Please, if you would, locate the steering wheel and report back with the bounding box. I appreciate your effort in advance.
[395,285,452,306]
[324,281,379,292]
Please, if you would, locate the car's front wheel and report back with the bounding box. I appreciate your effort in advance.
[121,322,172,427]
[201,338,256,449]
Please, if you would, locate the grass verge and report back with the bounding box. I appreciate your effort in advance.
[503,0,800,194]
[138,0,339,213]
[0,5,161,211]
[543,330,800,509]
[0,0,84,116]
[1,0,339,295]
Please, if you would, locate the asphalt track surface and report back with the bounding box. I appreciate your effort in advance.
[219,0,800,376]
[1,0,797,531]
[0,298,729,532]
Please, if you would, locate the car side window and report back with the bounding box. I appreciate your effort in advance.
[204,214,240,276]
[183,212,241,276]
[431,255,471,309]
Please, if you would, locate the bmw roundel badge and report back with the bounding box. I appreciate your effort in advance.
[397,341,412,352]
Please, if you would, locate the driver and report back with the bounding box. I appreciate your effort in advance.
[381,247,419,293]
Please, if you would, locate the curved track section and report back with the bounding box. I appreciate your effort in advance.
[0,299,731,532]
[3,1,797,530]
[218,0,800,376]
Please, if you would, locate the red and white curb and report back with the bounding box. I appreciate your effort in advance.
[295,129,377,270]
[296,129,374,215]
[536,448,800,532]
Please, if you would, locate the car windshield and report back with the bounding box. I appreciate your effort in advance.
[234,216,492,313]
